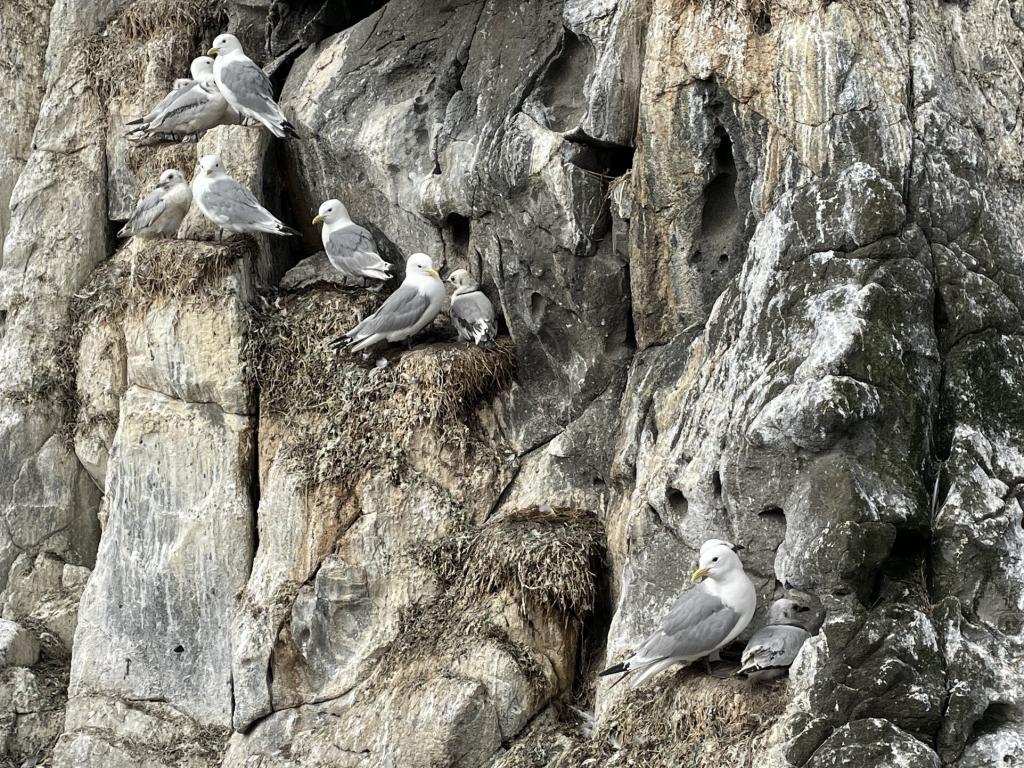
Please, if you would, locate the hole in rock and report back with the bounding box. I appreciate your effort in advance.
[173,645,184,653]
[667,488,688,516]
[444,213,471,267]
[969,702,1021,744]
[700,130,739,246]
[532,28,596,132]
[0,309,6,340]
[530,292,547,324]
[571,527,613,706]
[753,8,772,35]
[711,471,723,499]
[759,505,786,524]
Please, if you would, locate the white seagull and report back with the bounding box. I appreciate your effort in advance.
[338,253,445,353]
[312,199,392,286]
[599,539,757,687]
[447,269,497,347]
[126,56,214,129]
[208,33,298,139]
[191,154,299,236]
[118,169,192,240]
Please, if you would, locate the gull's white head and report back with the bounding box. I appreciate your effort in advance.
[767,598,812,626]
[312,199,350,226]
[199,154,225,176]
[208,33,243,57]
[158,169,186,187]
[190,56,215,80]
[691,538,745,583]
[447,268,478,290]
[406,253,438,279]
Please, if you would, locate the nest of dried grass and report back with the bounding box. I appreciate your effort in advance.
[83,0,224,103]
[372,508,605,692]
[582,671,788,768]
[246,289,516,488]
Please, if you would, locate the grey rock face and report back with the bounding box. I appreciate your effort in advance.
[0,0,1020,766]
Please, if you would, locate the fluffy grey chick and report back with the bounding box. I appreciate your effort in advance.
[737,598,817,683]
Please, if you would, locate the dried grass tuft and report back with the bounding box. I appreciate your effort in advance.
[246,290,516,489]
[83,0,223,103]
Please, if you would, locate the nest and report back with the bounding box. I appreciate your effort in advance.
[372,508,605,693]
[581,671,788,768]
[246,290,516,489]
[423,507,606,621]
[83,0,223,103]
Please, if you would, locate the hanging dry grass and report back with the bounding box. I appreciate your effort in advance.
[82,0,223,103]
[245,289,516,488]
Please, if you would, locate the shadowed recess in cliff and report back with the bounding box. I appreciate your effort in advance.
[529,27,597,133]
[245,287,516,489]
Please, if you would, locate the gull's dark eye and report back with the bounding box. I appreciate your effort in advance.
[711,557,718,563]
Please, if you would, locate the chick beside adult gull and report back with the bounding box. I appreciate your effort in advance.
[447,269,497,347]
[737,598,817,682]
[599,539,756,688]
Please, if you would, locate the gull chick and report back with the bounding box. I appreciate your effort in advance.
[339,253,444,353]
[118,169,192,240]
[447,269,497,347]
[737,598,817,683]
[192,154,299,236]
[599,539,756,687]
[312,199,392,286]
[208,33,298,139]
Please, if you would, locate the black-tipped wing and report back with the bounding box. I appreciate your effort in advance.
[451,290,496,341]
[634,583,740,662]
[347,284,429,340]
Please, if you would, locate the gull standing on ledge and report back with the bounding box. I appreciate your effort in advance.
[448,269,497,347]
[126,56,214,129]
[737,598,816,682]
[118,169,192,240]
[337,253,445,353]
[192,154,299,237]
[208,33,298,139]
[312,199,392,286]
[599,539,756,688]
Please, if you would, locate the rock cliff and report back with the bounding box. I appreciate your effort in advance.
[0,0,1022,766]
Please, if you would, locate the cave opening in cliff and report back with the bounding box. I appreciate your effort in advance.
[443,213,472,270]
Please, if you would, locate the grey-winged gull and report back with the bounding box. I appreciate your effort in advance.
[337,253,445,353]
[448,269,497,347]
[118,169,192,240]
[599,539,756,687]
[312,199,392,286]
[737,598,816,682]
[208,33,298,139]
[126,56,214,129]
[192,154,299,236]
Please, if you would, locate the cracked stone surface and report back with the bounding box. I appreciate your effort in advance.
[0,0,1021,766]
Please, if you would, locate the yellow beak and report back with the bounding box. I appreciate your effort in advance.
[208,46,219,55]
[691,567,710,583]
[312,214,323,225]
[428,268,439,278]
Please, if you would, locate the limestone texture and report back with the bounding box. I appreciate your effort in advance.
[0,0,1021,766]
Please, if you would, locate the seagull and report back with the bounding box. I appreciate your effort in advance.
[312,199,392,286]
[191,154,299,236]
[737,598,816,682]
[447,269,497,347]
[117,169,192,239]
[337,253,445,353]
[126,56,214,129]
[208,33,298,139]
[599,539,756,688]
